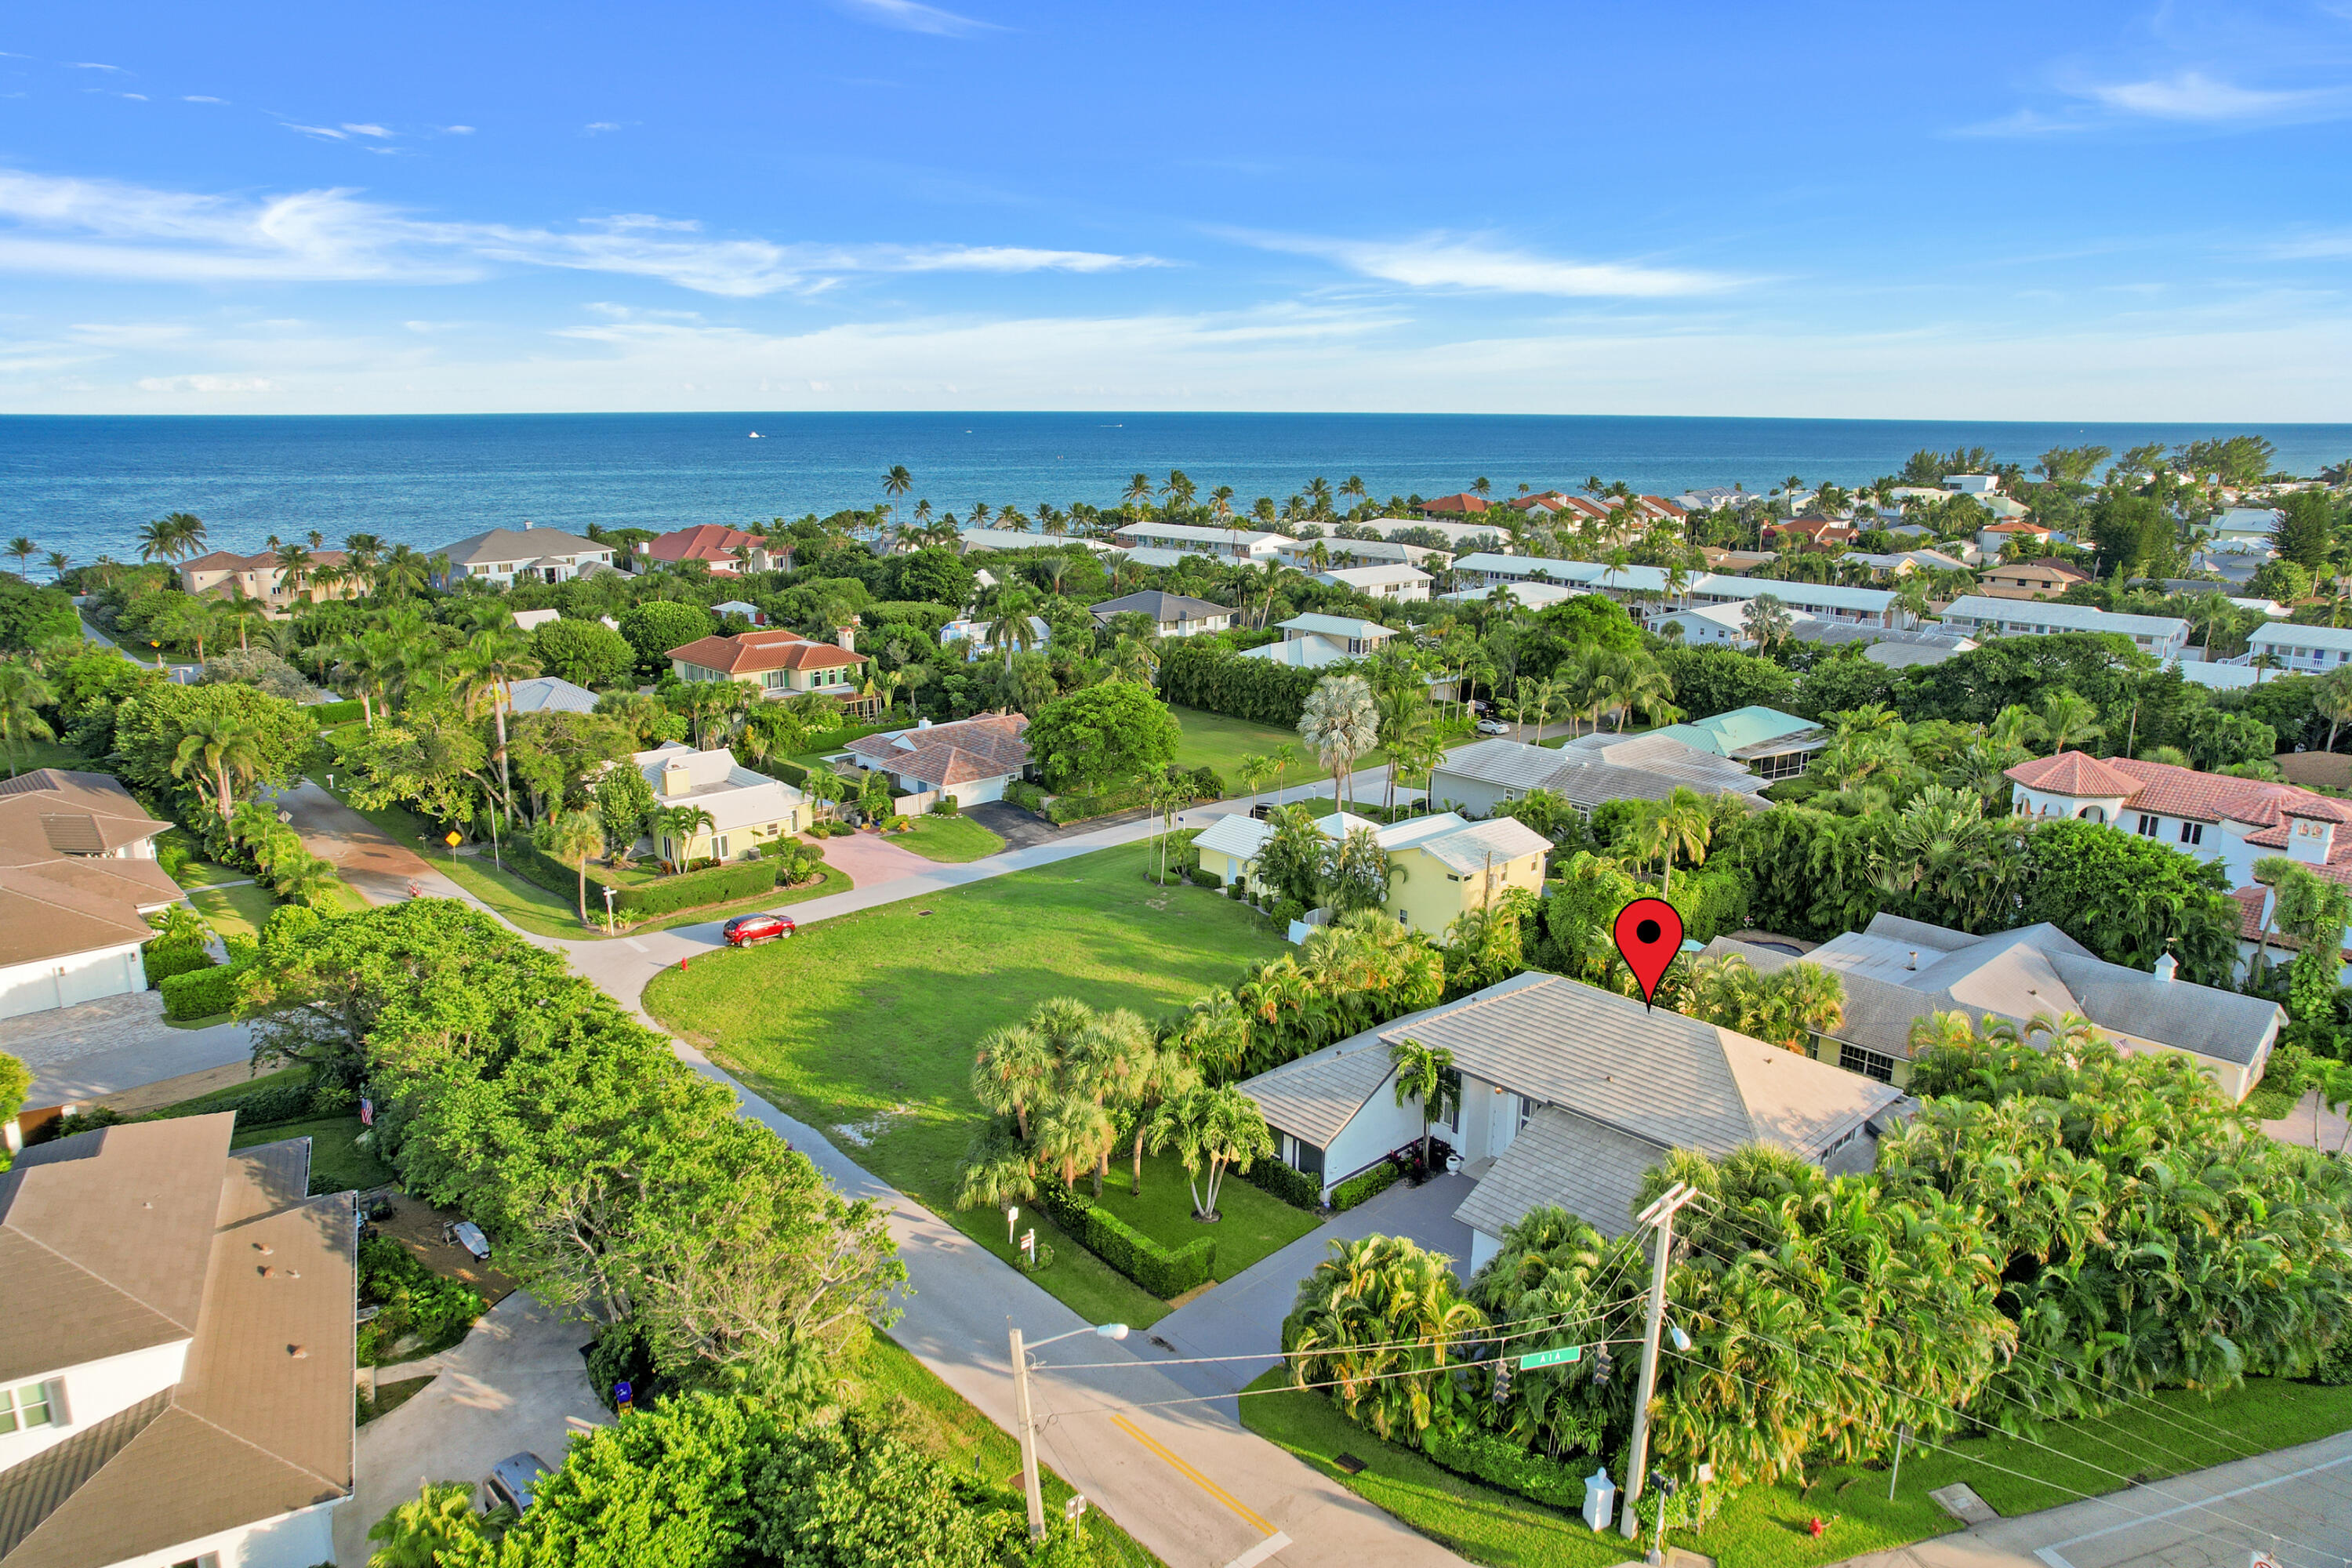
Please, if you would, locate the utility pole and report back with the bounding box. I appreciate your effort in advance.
[1010,1325,1046,1542]
[1621,1182,1699,1538]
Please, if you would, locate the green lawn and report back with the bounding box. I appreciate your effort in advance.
[310,773,848,938]
[230,1114,394,1195]
[188,881,279,942]
[3,736,99,777]
[854,1332,1160,1568]
[644,840,1290,1322]
[889,815,1007,862]
[1172,705,1392,782]
[1241,1370,2352,1568]
[158,829,245,889]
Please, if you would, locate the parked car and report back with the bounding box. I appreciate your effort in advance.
[444,1219,492,1261]
[724,913,796,947]
[1475,719,1510,735]
[484,1452,551,1515]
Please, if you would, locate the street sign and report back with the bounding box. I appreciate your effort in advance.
[445,830,463,847]
[614,1380,633,1412]
[1519,1345,1584,1370]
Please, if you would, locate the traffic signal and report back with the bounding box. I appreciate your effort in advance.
[1592,1345,1614,1388]
[1492,1357,1514,1405]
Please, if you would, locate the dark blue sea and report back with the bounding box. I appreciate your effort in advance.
[4,412,2349,565]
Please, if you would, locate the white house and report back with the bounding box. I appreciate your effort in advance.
[1683,576,1904,627]
[1108,522,1286,560]
[0,1116,354,1568]
[430,524,615,587]
[939,614,1052,662]
[1087,590,1234,637]
[1429,735,1767,818]
[843,713,1031,809]
[1239,973,1905,1269]
[1239,613,1397,672]
[1939,596,2191,661]
[957,528,1117,556]
[1440,580,1582,611]
[1647,600,1817,649]
[1275,537,1451,572]
[2006,750,2352,982]
[2209,508,2284,548]
[1312,563,1431,601]
[1339,517,1510,551]
[2245,622,2352,677]
[0,771,178,1023]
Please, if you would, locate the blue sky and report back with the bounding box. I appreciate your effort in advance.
[2,0,2348,418]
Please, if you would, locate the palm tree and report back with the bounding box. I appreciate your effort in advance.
[270,851,346,911]
[343,532,385,576]
[1147,1083,1274,1220]
[1063,1007,1160,1196]
[1388,1036,1457,1171]
[365,1482,486,1568]
[42,550,71,584]
[1122,473,1152,514]
[1639,785,1714,898]
[451,627,541,815]
[1284,1233,1486,1440]
[5,538,34,579]
[1743,592,1795,654]
[1236,752,1277,811]
[1374,685,1435,813]
[971,1019,1057,1141]
[170,710,266,818]
[534,809,606,926]
[882,463,913,502]
[273,542,315,603]
[2318,669,2352,753]
[655,804,717,866]
[1298,673,1379,808]
[0,661,57,774]
[2032,688,2103,754]
[1033,1090,1118,1192]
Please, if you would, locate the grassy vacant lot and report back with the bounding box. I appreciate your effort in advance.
[187,880,279,941]
[855,1331,1160,1568]
[1243,1370,2352,1568]
[230,1114,394,1195]
[1171,705,1384,782]
[644,840,1293,1323]
[891,814,1006,862]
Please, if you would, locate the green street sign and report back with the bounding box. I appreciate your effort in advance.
[1519,1345,1583,1370]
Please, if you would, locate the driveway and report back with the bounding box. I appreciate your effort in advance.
[811,826,936,887]
[333,1292,608,1565]
[1146,1174,1479,1406]
[6,991,258,1109]
[963,800,1065,851]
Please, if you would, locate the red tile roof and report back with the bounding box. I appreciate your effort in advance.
[667,627,866,676]
[2008,750,2352,829]
[645,524,770,565]
[848,714,1029,787]
[1419,492,1491,514]
[1984,521,2051,535]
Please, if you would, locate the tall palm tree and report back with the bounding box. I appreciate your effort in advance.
[451,627,542,816]
[0,661,57,775]
[2318,669,2352,753]
[1639,785,1714,898]
[882,463,913,501]
[343,533,386,577]
[1298,673,1379,808]
[655,804,717,866]
[1236,752,1277,810]
[43,550,71,583]
[170,710,266,818]
[5,538,34,579]
[273,542,315,603]
[534,809,606,926]
[1388,1036,1457,1171]
[1147,1083,1272,1220]
[1121,473,1152,514]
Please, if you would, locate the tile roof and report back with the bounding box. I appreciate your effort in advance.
[2010,751,2352,829]
[644,524,768,564]
[1088,590,1235,620]
[434,524,604,564]
[1452,1107,1663,1241]
[0,1120,356,1568]
[667,627,866,675]
[2004,750,2143,797]
[1419,492,1492,514]
[847,714,1030,787]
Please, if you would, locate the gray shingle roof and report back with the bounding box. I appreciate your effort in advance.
[1433,735,1766,810]
[1452,1108,1663,1241]
[1410,818,1555,875]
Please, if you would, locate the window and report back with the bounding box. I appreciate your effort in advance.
[711,836,729,859]
[1281,1134,1324,1179]
[1838,1044,1896,1083]
[1517,1095,1535,1131]
[2180,822,2204,846]
[0,1381,56,1434]
[2136,813,2160,837]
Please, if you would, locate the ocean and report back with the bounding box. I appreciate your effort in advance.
[4,412,2349,566]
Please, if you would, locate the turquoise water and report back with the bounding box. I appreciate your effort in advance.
[4,412,2347,563]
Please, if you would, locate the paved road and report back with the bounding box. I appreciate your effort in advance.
[5,991,257,1109]
[1831,1428,2352,1568]
[1149,1174,1479,1410]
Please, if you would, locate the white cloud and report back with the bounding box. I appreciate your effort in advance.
[183,95,227,104]
[1248,230,1738,297]
[133,373,278,393]
[68,62,124,72]
[834,0,999,36]
[117,93,147,101]
[2084,71,2338,122]
[442,125,474,134]
[583,122,622,134]
[283,123,349,140]
[0,167,1166,295]
[341,122,392,137]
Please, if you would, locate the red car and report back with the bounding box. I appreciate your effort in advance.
[723,913,795,946]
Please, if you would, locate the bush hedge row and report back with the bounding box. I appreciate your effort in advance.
[1031,1181,1217,1298]
[151,1073,318,1128]
[1420,1425,1587,1510]
[1329,1162,1399,1212]
[309,699,365,727]
[1240,1157,1322,1211]
[161,962,245,1021]
[510,842,786,919]
[143,941,216,989]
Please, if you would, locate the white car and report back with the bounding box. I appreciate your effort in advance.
[1475,719,1510,735]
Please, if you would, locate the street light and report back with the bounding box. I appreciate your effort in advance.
[1009,1319,1128,1540]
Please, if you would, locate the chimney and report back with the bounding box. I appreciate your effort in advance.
[916,717,931,729]
[2154,953,2178,983]
[521,520,534,530]
[836,614,861,653]
[1906,950,1917,971]
[662,762,691,798]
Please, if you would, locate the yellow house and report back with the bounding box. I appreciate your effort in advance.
[630,744,809,866]
[1192,809,1552,937]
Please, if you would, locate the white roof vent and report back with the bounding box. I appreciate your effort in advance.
[2154,953,2178,983]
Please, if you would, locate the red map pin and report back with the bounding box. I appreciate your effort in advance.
[1612,897,1685,1009]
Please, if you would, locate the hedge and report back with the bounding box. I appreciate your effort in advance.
[152,1074,318,1128]
[509,843,786,920]
[143,941,216,989]
[162,963,244,1021]
[1241,1157,1322,1211]
[1420,1425,1588,1510]
[764,759,811,786]
[309,699,365,727]
[1159,640,1327,727]
[1030,1181,1217,1298]
[1047,784,1152,824]
[1329,1161,1399,1212]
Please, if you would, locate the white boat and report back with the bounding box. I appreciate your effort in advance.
[748,431,763,438]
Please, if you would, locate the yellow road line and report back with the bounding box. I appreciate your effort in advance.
[1110,1412,1277,1537]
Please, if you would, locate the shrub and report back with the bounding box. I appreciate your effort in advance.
[1273,897,1307,927]
[143,941,216,989]
[38,1105,129,1144]
[610,859,778,920]
[1189,866,1221,889]
[154,833,194,882]
[1330,1162,1399,1212]
[927,797,960,815]
[1028,1181,1216,1297]
[1047,783,1152,824]
[585,1318,666,1412]
[309,699,365,727]
[357,1236,485,1367]
[154,1075,317,1129]
[766,759,811,786]
[1004,781,1048,815]
[1226,877,1245,900]
[1421,1425,1588,1508]
[162,962,244,1021]
[1189,765,1225,799]
[1241,1157,1323,1211]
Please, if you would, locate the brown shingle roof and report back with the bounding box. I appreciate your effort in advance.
[667,628,866,676]
[0,1124,355,1568]
[848,714,1030,788]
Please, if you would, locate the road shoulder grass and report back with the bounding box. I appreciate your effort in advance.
[1241,1369,2352,1568]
